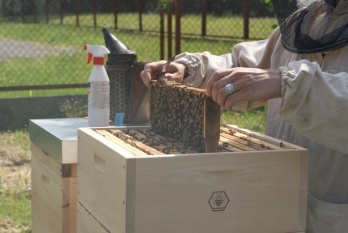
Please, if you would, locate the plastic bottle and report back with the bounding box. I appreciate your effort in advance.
[84,44,110,127]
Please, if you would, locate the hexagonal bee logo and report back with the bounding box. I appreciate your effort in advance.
[209,191,229,211]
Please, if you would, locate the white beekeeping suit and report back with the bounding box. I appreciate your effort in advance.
[171,0,348,232]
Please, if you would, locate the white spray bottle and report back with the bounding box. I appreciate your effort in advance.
[84,44,110,127]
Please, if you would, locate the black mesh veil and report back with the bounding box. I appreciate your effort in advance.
[271,0,348,54]
[271,0,297,27]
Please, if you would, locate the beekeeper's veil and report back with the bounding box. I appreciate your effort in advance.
[271,0,348,54]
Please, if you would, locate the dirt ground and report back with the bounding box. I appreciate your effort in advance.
[0,140,31,233]
[0,145,31,189]
[0,219,24,233]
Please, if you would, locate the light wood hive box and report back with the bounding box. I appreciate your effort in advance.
[77,82,308,233]
[77,201,109,233]
[77,124,308,233]
[30,119,88,233]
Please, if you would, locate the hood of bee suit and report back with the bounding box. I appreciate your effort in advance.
[324,0,338,8]
[272,0,348,54]
[297,0,337,8]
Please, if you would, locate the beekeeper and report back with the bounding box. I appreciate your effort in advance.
[140,0,348,232]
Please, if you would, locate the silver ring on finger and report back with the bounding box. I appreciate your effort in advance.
[225,83,236,96]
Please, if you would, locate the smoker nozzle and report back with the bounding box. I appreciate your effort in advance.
[102,27,136,55]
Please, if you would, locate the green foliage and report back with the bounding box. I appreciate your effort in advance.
[0,129,30,155]
[157,0,173,12]
[60,97,87,118]
[260,0,294,4]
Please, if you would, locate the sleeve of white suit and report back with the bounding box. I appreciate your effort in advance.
[173,28,283,111]
[279,60,348,154]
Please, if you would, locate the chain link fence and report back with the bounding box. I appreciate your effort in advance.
[0,0,278,98]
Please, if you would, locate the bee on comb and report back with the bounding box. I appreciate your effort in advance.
[150,81,220,152]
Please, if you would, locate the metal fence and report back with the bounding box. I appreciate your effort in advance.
[0,0,279,98]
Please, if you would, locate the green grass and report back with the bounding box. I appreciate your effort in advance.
[1,13,276,39]
[0,53,89,97]
[0,13,276,98]
[221,108,266,133]
[0,184,32,233]
[0,129,32,233]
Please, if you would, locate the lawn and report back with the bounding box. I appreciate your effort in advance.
[0,13,276,98]
[0,129,32,233]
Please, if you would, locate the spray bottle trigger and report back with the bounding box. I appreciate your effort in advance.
[87,52,93,64]
[84,44,93,64]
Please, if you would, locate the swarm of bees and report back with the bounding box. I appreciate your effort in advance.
[150,81,207,152]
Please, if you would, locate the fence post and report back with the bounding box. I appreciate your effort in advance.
[33,0,37,23]
[201,0,207,36]
[75,0,79,27]
[160,6,164,60]
[60,0,63,25]
[113,0,118,29]
[167,3,172,60]
[243,0,249,40]
[45,0,49,24]
[175,0,181,56]
[138,0,143,32]
[1,0,5,21]
[93,0,97,28]
[11,0,14,21]
[21,0,25,23]
[2,0,5,21]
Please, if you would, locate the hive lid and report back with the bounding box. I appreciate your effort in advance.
[29,118,89,164]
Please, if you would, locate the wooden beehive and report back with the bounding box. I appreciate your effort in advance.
[77,125,308,233]
[30,118,88,233]
[31,148,77,233]
[150,81,220,152]
[77,201,109,233]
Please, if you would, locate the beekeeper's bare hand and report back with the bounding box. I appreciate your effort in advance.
[206,67,281,110]
[141,61,187,88]
[140,61,167,88]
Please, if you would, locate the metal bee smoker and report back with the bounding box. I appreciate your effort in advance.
[102,27,137,124]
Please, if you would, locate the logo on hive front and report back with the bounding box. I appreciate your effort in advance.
[209,191,229,211]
